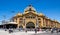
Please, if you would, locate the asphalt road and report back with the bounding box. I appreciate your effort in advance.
[32,32,60,35]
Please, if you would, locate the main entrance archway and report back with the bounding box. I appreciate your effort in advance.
[19,25,23,28]
[26,22,35,28]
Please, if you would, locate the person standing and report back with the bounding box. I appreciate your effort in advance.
[56,28,59,33]
[51,28,53,33]
[35,28,37,33]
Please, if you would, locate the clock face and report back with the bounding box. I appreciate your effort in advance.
[29,15,32,16]
[24,11,37,19]
[25,13,35,16]
[28,14,36,17]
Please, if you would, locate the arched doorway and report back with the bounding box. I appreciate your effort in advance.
[19,25,23,28]
[26,22,35,28]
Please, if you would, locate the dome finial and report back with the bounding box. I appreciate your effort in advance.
[29,4,32,7]
[24,4,36,13]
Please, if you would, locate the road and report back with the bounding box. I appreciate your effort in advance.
[0,29,60,35]
[33,32,60,35]
[9,31,60,35]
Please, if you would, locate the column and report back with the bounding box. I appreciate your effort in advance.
[43,18,46,27]
[35,16,38,28]
[41,18,44,28]
[23,16,26,29]
[47,20,50,28]
[17,18,20,28]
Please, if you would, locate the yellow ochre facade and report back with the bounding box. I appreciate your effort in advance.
[12,5,60,29]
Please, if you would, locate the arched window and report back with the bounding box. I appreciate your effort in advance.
[38,18,41,20]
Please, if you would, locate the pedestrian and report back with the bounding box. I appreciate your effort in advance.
[51,28,53,33]
[26,29,27,32]
[35,28,37,33]
[9,28,13,33]
[25,28,27,33]
[56,28,59,33]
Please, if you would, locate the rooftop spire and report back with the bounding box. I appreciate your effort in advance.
[29,4,32,7]
[24,4,36,12]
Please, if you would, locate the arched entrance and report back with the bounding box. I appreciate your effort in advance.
[26,22,35,28]
[19,25,23,28]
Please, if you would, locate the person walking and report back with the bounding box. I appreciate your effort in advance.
[35,28,37,33]
[51,28,53,33]
[56,28,59,33]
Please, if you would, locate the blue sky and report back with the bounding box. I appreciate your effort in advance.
[0,0,60,23]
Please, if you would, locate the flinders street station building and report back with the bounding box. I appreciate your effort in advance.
[0,5,60,29]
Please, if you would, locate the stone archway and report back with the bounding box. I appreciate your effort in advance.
[26,22,35,28]
[19,25,23,28]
